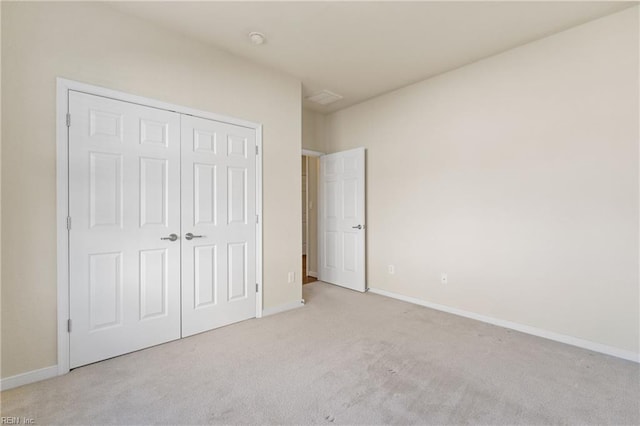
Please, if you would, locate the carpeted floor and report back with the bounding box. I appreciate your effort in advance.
[1,281,639,425]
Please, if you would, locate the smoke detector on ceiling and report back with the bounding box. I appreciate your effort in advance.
[249,32,266,45]
[306,90,343,106]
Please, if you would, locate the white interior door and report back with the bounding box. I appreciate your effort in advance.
[69,91,181,368]
[180,115,257,337]
[318,147,366,292]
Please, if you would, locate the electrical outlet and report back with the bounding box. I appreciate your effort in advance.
[288,272,295,283]
[388,265,395,274]
[441,273,448,285]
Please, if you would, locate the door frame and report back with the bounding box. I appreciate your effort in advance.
[56,78,264,375]
[301,149,323,279]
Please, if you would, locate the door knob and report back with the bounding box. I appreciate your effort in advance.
[161,233,178,242]
[185,233,204,240]
[352,225,363,230]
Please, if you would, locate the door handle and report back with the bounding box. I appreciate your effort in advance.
[161,233,178,242]
[352,225,363,230]
[185,233,204,240]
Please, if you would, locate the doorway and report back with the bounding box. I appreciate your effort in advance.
[301,147,367,291]
[302,155,319,284]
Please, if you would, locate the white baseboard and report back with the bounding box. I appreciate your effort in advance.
[368,287,639,363]
[0,365,59,391]
[308,271,317,277]
[262,299,305,317]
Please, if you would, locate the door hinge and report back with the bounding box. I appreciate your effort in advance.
[66,113,71,128]
[67,319,72,333]
[66,216,72,230]
[255,145,259,155]
[256,283,259,293]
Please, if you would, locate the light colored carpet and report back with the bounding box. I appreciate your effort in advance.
[1,281,639,425]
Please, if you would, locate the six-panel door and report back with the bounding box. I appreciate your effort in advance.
[319,148,366,292]
[68,91,258,367]
[181,115,257,337]
[69,91,182,368]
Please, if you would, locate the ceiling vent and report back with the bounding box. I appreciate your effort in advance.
[306,90,343,106]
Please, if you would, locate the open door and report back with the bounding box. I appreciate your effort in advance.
[318,147,366,292]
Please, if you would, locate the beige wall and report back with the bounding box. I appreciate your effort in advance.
[325,8,639,354]
[302,108,326,152]
[1,2,302,378]
[0,4,3,369]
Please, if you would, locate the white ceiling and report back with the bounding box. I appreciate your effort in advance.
[110,1,635,113]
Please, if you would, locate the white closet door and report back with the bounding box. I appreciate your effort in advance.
[181,115,257,337]
[319,148,366,292]
[69,91,181,368]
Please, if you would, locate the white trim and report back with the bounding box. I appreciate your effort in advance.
[302,149,324,157]
[59,79,259,129]
[255,125,263,318]
[56,80,70,376]
[308,270,318,277]
[56,78,264,376]
[368,287,640,363]
[0,365,58,391]
[261,300,305,317]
